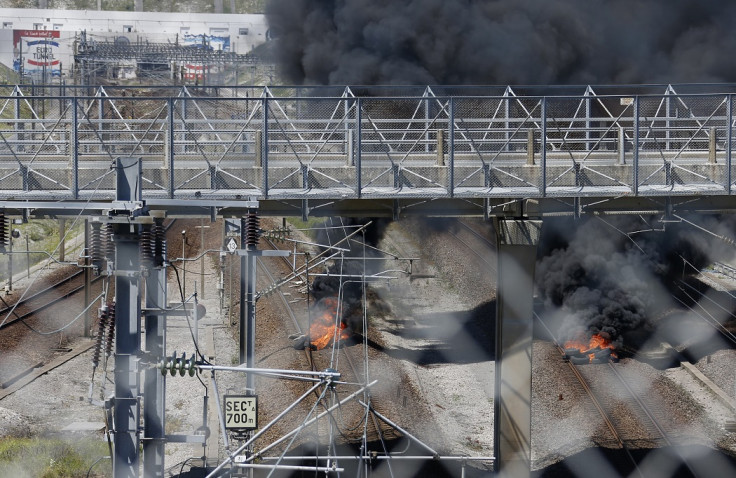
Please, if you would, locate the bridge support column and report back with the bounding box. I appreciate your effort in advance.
[494,219,541,478]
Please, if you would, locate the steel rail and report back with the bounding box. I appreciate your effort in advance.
[533,313,642,476]
[0,269,83,316]
[0,269,105,331]
[606,363,672,447]
[261,226,422,474]
[454,220,497,271]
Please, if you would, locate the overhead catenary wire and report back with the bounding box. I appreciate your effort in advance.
[0,167,117,330]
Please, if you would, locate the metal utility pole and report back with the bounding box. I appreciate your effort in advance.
[143,215,167,478]
[6,231,12,293]
[237,211,288,391]
[84,219,90,336]
[181,230,187,298]
[112,157,143,478]
[239,215,257,391]
[234,210,287,478]
[195,220,210,299]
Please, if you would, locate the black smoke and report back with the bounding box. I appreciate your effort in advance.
[266,0,736,86]
[310,217,391,307]
[536,215,736,345]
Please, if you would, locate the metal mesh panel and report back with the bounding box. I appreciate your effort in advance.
[77,96,118,163]
[637,95,728,195]
[100,96,167,160]
[0,93,74,197]
[265,97,357,197]
[172,96,263,195]
[358,97,449,197]
[453,97,541,196]
[543,96,636,195]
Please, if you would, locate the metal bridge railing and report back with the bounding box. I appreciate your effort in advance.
[0,85,733,200]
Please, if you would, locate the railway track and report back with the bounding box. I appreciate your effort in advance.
[534,314,701,477]
[0,218,181,398]
[259,233,363,381]
[452,220,497,272]
[255,225,393,453]
[0,265,107,398]
[0,269,106,331]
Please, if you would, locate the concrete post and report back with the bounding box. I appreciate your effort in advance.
[526,130,534,165]
[347,132,354,166]
[709,126,717,164]
[436,129,445,166]
[255,130,263,168]
[494,218,542,478]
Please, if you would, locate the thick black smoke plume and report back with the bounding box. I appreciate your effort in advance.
[266,0,736,85]
[536,215,736,345]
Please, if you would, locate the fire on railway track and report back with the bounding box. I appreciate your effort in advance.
[563,333,619,364]
[289,296,352,350]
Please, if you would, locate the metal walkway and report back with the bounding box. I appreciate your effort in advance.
[2,83,736,218]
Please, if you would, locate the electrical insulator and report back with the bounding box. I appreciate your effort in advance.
[245,211,260,247]
[105,224,115,266]
[92,305,108,368]
[0,210,7,253]
[178,352,187,377]
[89,223,103,275]
[104,303,115,358]
[153,221,165,267]
[157,351,197,377]
[140,229,153,269]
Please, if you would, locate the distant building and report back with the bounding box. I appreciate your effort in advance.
[0,8,269,81]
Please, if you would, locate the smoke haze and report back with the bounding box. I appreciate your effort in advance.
[536,216,736,344]
[266,0,736,85]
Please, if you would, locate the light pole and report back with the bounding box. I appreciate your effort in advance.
[195,220,210,299]
[25,233,29,278]
[181,230,187,299]
[6,229,20,294]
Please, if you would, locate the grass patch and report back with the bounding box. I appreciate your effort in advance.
[0,436,111,477]
[285,217,326,242]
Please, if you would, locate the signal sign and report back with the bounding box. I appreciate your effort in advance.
[226,238,238,254]
[223,395,257,430]
[225,219,241,238]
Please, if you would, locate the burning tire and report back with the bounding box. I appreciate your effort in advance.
[569,355,591,365]
[563,333,618,365]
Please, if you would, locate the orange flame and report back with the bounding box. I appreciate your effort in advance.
[309,297,351,350]
[564,333,617,363]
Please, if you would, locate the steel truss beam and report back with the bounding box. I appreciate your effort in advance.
[0,85,736,219]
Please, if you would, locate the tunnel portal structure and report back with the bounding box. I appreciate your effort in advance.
[3,84,736,477]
